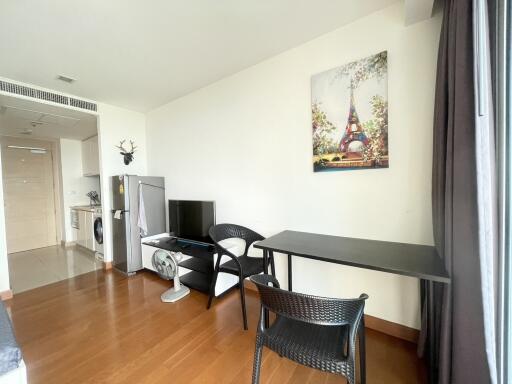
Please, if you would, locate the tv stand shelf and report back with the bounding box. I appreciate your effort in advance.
[142,236,216,294]
[179,257,213,275]
[180,271,212,294]
[142,235,240,297]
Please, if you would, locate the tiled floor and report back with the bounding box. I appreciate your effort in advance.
[8,245,102,293]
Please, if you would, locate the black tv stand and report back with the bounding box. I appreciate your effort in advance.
[143,236,216,294]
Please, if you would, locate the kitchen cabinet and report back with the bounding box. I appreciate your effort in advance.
[76,210,85,247]
[84,212,94,250]
[73,209,95,251]
[82,135,99,176]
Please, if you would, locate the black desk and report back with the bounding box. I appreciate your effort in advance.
[253,230,450,290]
[254,230,450,384]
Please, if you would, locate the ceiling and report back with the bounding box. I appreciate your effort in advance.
[0,0,397,112]
[0,94,97,141]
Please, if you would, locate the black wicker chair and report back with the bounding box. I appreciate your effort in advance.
[250,274,368,384]
[207,224,275,330]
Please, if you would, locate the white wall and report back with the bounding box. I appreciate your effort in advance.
[146,3,442,328]
[59,138,101,242]
[0,146,8,292]
[97,103,147,263]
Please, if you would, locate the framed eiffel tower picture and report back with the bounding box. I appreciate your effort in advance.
[311,51,388,172]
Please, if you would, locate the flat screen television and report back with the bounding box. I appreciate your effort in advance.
[168,200,216,244]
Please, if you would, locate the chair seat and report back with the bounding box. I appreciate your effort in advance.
[219,256,264,277]
[262,316,349,372]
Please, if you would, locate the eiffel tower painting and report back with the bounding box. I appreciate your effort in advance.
[338,83,369,158]
[311,51,388,172]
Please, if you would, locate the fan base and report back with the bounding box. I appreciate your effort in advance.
[160,285,190,303]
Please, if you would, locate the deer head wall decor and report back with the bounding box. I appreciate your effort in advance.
[116,140,137,165]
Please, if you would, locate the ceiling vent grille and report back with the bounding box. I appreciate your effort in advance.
[0,80,97,112]
[0,81,38,99]
[35,89,69,105]
[69,98,97,112]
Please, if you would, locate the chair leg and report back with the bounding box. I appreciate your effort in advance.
[252,336,263,384]
[346,359,356,384]
[359,322,366,384]
[239,273,248,330]
[206,269,219,310]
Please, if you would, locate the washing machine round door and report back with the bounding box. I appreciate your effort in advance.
[94,217,103,244]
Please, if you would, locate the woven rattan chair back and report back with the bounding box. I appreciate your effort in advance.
[251,274,368,326]
[209,223,264,256]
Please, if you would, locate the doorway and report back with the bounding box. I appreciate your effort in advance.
[1,137,57,253]
[0,94,102,293]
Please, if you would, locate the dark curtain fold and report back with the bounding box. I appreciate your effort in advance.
[419,0,497,382]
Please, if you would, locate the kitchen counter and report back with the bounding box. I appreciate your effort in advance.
[71,205,101,212]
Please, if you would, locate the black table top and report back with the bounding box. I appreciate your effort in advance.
[254,230,450,283]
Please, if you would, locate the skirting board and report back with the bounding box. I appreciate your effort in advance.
[364,314,419,344]
[103,261,112,271]
[61,240,76,248]
[244,280,419,344]
[0,290,13,301]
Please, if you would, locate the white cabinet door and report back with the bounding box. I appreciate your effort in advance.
[84,212,94,250]
[77,210,95,251]
[70,209,79,242]
[77,211,86,247]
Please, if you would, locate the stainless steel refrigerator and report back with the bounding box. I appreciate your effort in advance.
[112,175,166,275]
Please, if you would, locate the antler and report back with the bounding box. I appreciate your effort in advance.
[129,140,137,153]
[116,140,127,153]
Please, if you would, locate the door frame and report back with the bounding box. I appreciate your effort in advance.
[0,135,64,251]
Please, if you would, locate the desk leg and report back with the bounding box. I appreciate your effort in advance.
[287,254,292,291]
[263,249,269,328]
[263,249,269,274]
[428,279,435,384]
[269,250,276,277]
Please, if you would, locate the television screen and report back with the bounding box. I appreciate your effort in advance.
[168,200,215,244]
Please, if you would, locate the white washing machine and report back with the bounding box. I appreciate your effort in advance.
[93,207,104,257]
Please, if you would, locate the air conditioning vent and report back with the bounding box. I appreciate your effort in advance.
[69,97,97,112]
[0,81,37,99]
[34,89,69,105]
[0,80,97,113]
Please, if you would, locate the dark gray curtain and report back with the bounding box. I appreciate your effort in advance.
[419,0,498,382]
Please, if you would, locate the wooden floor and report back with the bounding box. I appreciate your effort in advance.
[4,270,426,384]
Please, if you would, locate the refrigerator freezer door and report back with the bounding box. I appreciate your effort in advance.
[112,175,133,274]
[112,175,128,210]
